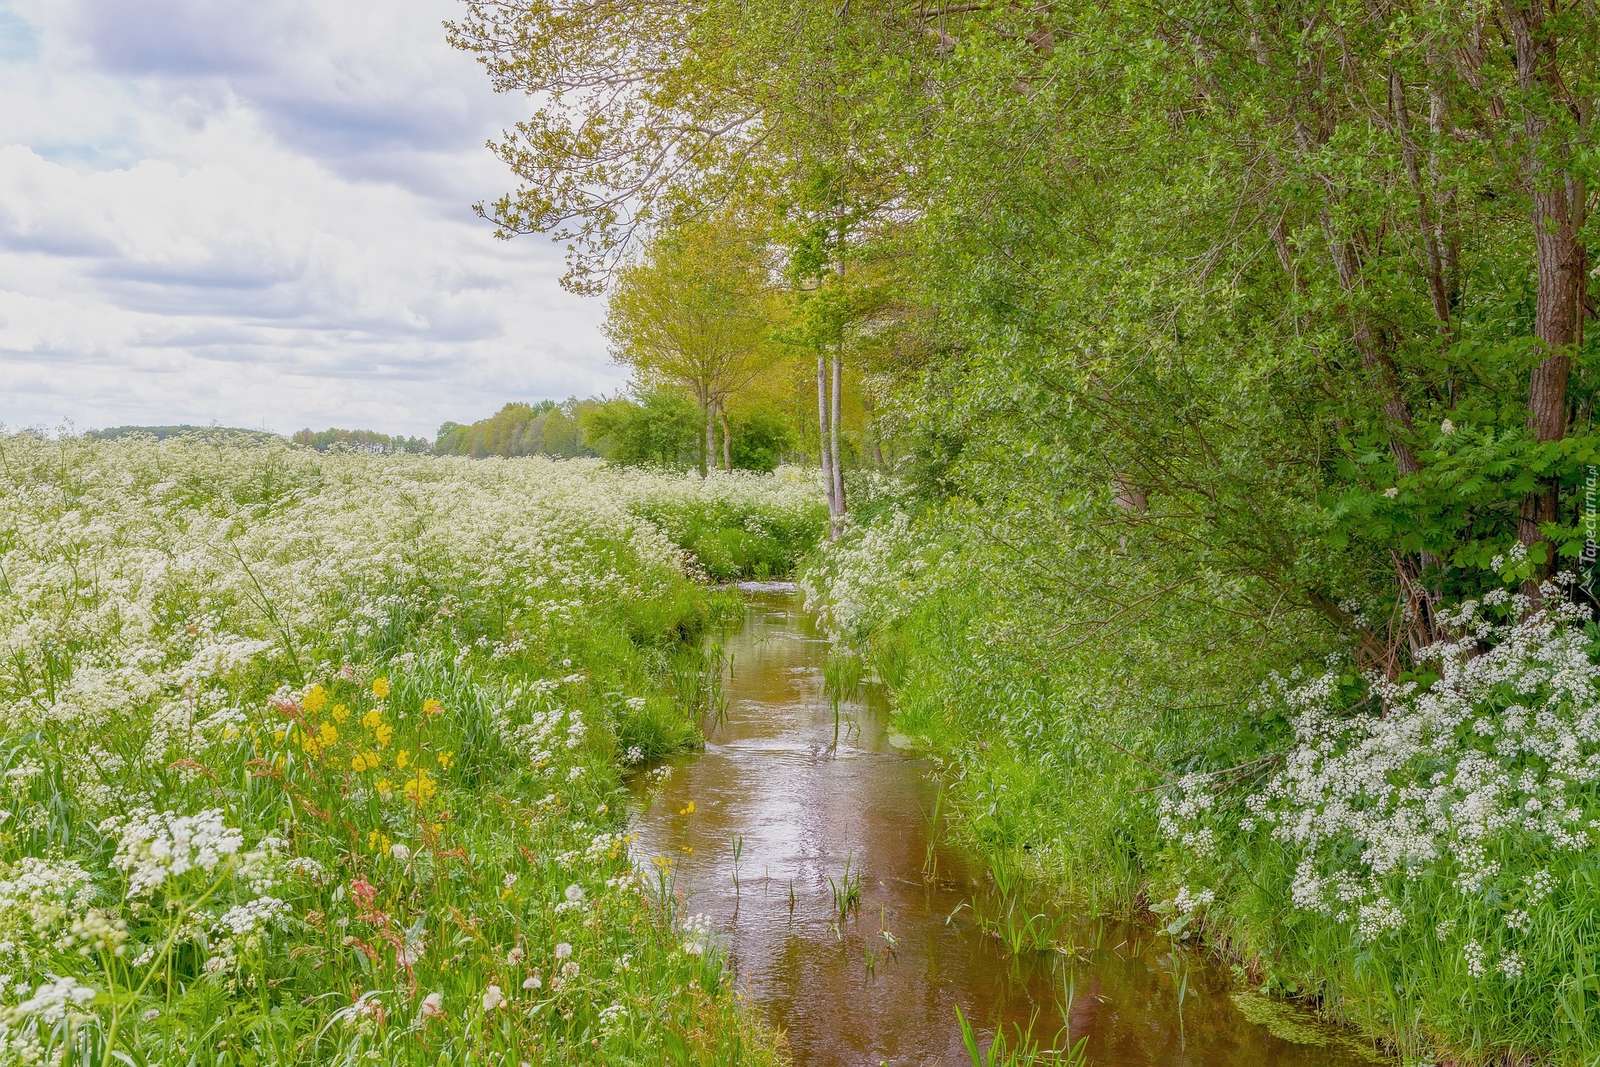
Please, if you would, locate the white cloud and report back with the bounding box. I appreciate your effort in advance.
[0,0,618,438]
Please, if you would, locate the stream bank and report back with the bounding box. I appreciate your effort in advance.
[631,587,1383,1065]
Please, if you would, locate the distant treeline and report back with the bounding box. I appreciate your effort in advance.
[88,424,281,445]
[290,427,431,454]
[434,392,794,472]
[87,389,799,473]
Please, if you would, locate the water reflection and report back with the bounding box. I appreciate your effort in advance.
[630,589,1382,1066]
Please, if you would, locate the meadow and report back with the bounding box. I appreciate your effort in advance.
[0,433,822,1065]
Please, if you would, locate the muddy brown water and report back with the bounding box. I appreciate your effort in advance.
[630,587,1383,1066]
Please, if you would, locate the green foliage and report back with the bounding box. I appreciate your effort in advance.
[727,408,794,473]
[578,391,702,469]
[291,427,431,453]
[434,400,594,459]
[86,424,282,445]
[633,492,828,580]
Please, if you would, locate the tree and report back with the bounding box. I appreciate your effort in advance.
[578,391,702,468]
[455,0,1599,664]
[605,214,779,476]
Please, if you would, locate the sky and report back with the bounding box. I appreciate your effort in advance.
[0,0,620,439]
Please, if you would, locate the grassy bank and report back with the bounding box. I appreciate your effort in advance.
[0,435,820,1065]
[804,506,1600,1067]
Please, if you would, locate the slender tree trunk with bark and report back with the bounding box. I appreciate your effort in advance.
[817,350,836,532]
[1318,210,1439,649]
[719,403,732,471]
[702,395,714,479]
[1389,67,1452,338]
[830,345,846,523]
[1507,0,1586,585]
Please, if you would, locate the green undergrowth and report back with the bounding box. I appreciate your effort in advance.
[805,516,1600,1067]
[631,483,828,581]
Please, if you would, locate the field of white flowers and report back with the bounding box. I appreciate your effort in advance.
[0,433,821,1065]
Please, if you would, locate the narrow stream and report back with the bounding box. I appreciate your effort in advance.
[631,587,1382,1066]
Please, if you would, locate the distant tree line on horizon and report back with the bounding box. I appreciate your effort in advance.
[431,391,795,472]
[290,427,431,454]
[84,389,813,475]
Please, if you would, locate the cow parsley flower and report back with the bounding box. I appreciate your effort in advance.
[101,808,244,897]
[15,976,96,1022]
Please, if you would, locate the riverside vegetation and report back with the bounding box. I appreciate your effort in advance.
[8,0,1600,1063]
[444,1,1600,1063]
[0,432,822,1065]
[802,500,1600,1066]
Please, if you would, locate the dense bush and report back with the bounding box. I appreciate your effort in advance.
[578,392,703,470]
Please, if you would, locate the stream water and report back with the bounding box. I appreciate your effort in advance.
[630,587,1383,1066]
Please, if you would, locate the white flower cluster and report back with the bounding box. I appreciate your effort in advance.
[214,896,290,938]
[801,509,934,641]
[0,858,98,964]
[494,687,589,775]
[1165,588,1599,980]
[680,912,714,956]
[101,808,244,898]
[1173,885,1215,914]
[13,976,96,1022]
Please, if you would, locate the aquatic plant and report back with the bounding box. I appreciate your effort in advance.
[828,858,862,920]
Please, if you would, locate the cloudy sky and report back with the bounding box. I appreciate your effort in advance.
[0,0,620,439]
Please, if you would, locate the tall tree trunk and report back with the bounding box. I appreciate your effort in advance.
[1320,215,1438,651]
[702,397,714,479]
[1507,0,1586,585]
[830,344,846,523]
[817,350,836,530]
[1389,67,1452,338]
[719,404,732,471]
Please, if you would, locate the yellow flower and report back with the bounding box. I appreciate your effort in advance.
[375,777,394,796]
[371,676,390,700]
[351,751,379,773]
[374,722,393,748]
[361,709,383,730]
[402,769,438,805]
[678,800,695,816]
[368,829,391,853]
[318,722,339,747]
[435,751,454,770]
[395,749,412,771]
[331,703,350,724]
[421,698,443,717]
[302,684,329,715]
